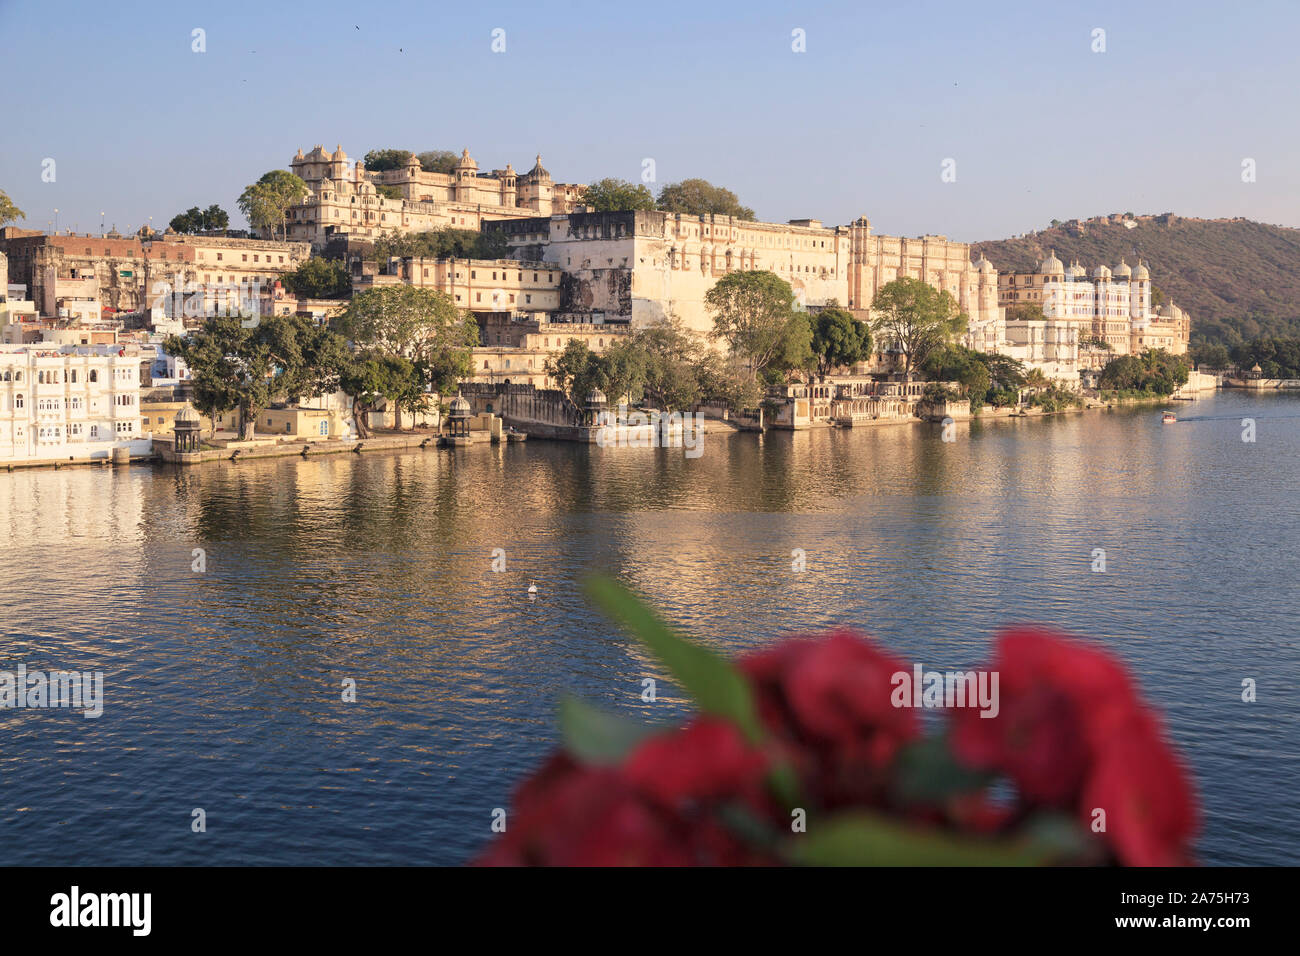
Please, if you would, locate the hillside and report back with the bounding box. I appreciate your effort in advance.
[971,214,1300,345]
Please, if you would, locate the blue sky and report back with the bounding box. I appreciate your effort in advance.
[3,0,1298,243]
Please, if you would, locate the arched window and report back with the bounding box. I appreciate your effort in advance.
[71,370,77,382]
[89,370,97,383]
[14,395,23,409]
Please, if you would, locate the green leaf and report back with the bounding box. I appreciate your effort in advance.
[558,696,658,766]
[892,735,996,803]
[786,812,1053,867]
[583,576,766,745]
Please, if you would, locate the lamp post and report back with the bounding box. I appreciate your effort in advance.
[53,208,59,233]
[101,211,105,235]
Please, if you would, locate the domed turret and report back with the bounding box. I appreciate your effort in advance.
[1040,249,1064,275]
[455,148,478,172]
[1092,264,1112,280]
[449,394,471,418]
[332,144,347,162]
[1114,258,1132,278]
[976,256,995,275]
[526,154,551,181]
[1133,260,1150,280]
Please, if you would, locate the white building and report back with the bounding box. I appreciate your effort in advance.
[0,344,152,463]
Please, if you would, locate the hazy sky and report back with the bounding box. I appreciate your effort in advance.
[3,0,1298,244]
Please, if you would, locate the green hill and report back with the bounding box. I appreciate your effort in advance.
[971,214,1300,345]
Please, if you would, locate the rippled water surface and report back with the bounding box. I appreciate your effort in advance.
[1,391,1297,865]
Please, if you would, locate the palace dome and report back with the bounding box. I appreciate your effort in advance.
[526,155,551,181]
[1114,259,1132,278]
[1133,261,1150,280]
[976,256,995,274]
[1040,250,1064,275]
[449,394,471,417]
[456,148,478,171]
[585,387,607,407]
[1092,264,1112,279]
[175,405,201,423]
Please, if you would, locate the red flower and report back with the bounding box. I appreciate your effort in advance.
[950,628,1197,864]
[623,717,769,809]
[742,631,918,754]
[740,631,919,808]
[1082,714,1198,866]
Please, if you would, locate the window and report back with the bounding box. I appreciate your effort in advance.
[15,395,24,409]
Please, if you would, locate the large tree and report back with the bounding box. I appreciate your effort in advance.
[546,338,607,406]
[165,314,347,441]
[238,170,308,241]
[280,257,350,299]
[363,149,413,172]
[0,189,25,227]
[332,285,478,398]
[373,226,508,261]
[810,306,870,378]
[633,316,707,411]
[656,178,755,220]
[582,178,655,212]
[705,270,803,375]
[868,277,967,380]
[339,351,427,437]
[417,150,459,174]
[169,204,230,234]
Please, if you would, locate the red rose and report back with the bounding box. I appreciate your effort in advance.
[623,717,769,809]
[741,631,919,808]
[950,628,1198,864]
[1081,713,1199,866]
[741,631,918,756]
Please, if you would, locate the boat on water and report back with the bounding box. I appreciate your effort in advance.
[505,427,528,443]
[1162,411,1177,424]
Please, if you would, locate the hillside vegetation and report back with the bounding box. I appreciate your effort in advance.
[972,214,1300,345]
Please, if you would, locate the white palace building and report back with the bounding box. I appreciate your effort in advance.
[0,344,152,464]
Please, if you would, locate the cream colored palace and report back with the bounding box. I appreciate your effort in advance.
[0,343,151,463]
[285,145,584,248]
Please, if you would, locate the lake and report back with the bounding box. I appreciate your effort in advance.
[0,390,1296,865]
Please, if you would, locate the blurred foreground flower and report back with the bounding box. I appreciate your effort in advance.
[475,578,1197,866]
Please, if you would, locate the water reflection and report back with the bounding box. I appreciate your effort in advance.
[0,392,1296,864]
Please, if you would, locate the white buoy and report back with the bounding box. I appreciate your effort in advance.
[527,581,538,595]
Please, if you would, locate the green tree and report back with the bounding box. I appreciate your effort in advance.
[169,207,204,233]
[238,170,309,240]
[868,277,967,380]
[280,257,350,299]
[374,227,507,261]
[339,350,427,437]
[374,184,402,200]
[546,338,607,406]
[169,204,230,234]
[332,285,478,399]
[0,188,24,226]
[202,204,230,232]
[656,178,755,220]
[582,178,656,212]
[1098,348,1189,395]
[363,149,413,172]
[417,151,460,174]
[599,338,648,406]
[705,270,801,375]
[165,314,346,440]
[633,316,706,411]
[810,306,870,378]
